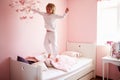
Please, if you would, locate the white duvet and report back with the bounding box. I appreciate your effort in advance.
[42,57,93,80]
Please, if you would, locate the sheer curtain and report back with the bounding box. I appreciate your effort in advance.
[97,0,120,45]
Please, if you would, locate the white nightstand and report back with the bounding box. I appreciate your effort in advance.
[102,56,120,80]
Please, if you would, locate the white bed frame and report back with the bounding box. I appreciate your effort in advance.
[66,42,96,79]
[10,42,96,80]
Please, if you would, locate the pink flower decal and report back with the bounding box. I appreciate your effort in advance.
[19,0,25,5]
[9,0,41,20]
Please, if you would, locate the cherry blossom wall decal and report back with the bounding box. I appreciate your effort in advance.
[9,0,41,20]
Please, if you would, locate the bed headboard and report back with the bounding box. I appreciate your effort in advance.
[67,42,96,76]
[67,42,96,59]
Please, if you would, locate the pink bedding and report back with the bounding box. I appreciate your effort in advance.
[35,54,78,72]
[51,55,77,72]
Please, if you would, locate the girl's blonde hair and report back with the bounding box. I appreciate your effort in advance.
[46,3,56,14]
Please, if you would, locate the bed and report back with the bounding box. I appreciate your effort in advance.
[10,42,96,80]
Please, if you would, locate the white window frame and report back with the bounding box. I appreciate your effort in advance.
[97,0,120,45]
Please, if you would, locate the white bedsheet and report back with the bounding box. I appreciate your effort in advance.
[42,57,93,80]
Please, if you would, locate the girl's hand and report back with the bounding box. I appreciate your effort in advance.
[65,8,69,13]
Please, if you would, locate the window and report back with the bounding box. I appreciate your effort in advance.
[97,0,120,45]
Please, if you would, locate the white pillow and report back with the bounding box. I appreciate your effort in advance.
[62,51,82,58]
[32,62,48,71]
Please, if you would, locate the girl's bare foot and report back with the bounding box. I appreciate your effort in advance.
[48,54,51,58]
[55,58,59,62]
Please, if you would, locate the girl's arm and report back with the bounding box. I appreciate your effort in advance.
[54,8,69,19]
[31,9,45,15]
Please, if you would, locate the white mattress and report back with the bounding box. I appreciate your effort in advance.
[42,57,93,80]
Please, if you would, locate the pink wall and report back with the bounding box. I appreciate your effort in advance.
[96,45,109,77]
[0,0,68,80]
[68,0,97,43]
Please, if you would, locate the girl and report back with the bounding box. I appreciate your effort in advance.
[32,3,69,60]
